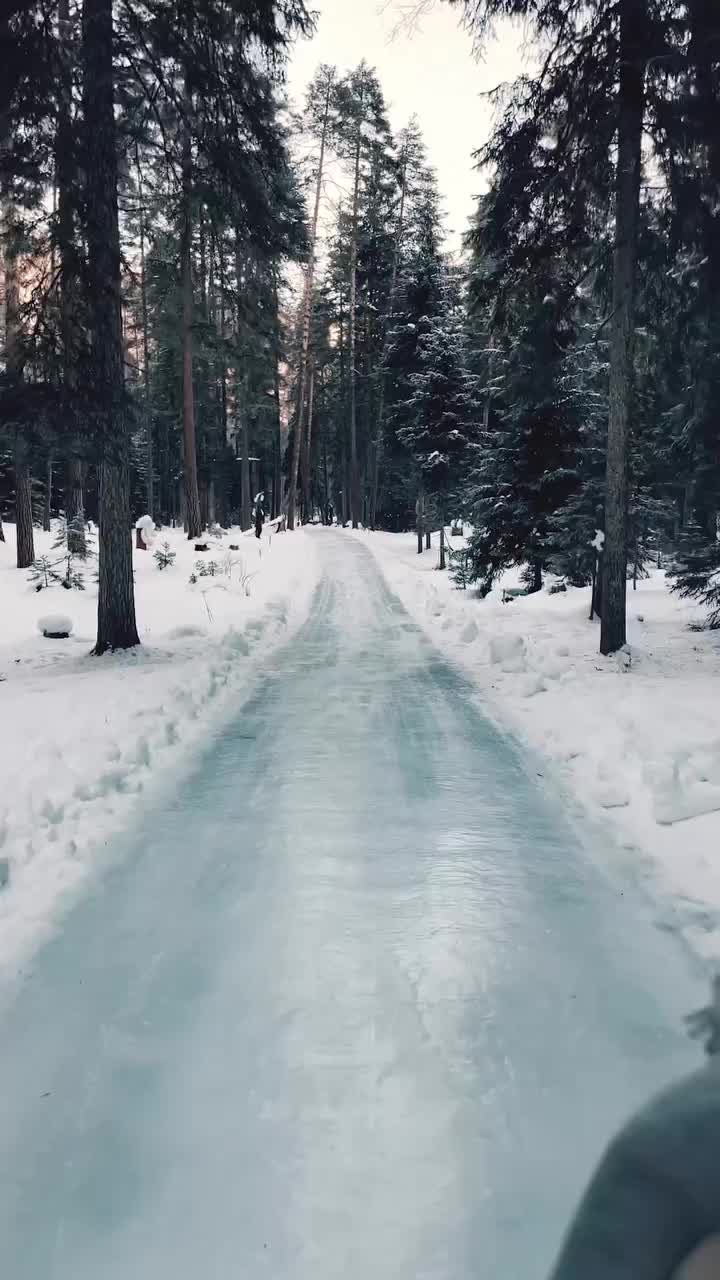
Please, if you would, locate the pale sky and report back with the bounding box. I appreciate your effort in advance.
[288,1,528,252]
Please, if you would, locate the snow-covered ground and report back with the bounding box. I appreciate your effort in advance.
[355,528,720,964]
[0,521,318,973]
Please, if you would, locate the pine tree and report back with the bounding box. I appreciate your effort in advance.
[380,141,445,530]
[398,283,477,531]
[287,64,337,530]
[335,64,394,527]
[448,0,670,650]
[83,0,139,653]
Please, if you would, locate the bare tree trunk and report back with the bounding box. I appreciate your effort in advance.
[67,457,86,552]
[338,294,348,525]
[302,363,315,522]
[370,150,406,529]
[287,72,334,531]
[273,356,283,519]
[240,403,251,532]
[83,0,139,653]
[416,487,424,555]
[3,199,35,568]
[43,457,52,531]
[136,144,153,517]
[348,102,362,530]
[15,449,34,568]
[601,0,646,655]
[181,77,202,541]
[58,0,86,557]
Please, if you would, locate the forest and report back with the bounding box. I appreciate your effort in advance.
[1,0,720,658]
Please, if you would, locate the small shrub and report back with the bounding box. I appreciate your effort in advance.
[449,547,472,590]
[28,556,59,591]
[154,541,177,571]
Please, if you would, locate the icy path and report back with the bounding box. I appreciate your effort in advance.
[0,532,702,1279]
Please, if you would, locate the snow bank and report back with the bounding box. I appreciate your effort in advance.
[355,528,720,965]
[0,522,318,974]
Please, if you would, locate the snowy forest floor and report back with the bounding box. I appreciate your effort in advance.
[0,522,318,973]
[355,529,720,967]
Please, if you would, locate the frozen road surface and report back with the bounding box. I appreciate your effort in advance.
[0,532,701,1279]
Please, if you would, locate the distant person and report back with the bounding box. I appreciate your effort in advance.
[254,493,265,539]
[326,501,335,526]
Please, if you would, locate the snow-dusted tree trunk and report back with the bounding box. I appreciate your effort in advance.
[42,457,52,531]
[287,70,334,530]
[348,99,362,530]
[3,200,35,568]
[136,145,153,518]
[240,401,252,532]
[601,0,646,655]
[58,0,86,558]
[370,151,406,529]
[302,364,315,521]
[181,78,202,541]
[273,355,282,518]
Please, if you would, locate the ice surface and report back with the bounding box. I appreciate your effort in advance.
[354,528,720,964]
[0,523,318,971]
[0,533,701,1280]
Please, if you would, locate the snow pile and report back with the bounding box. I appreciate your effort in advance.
[37,614,73,638]
[355,528,720,963]
[0,522,318,973]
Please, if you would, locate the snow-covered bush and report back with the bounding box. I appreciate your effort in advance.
[37,614,73,638]
[135,514,156,548]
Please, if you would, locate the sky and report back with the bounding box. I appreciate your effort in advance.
[287,1,528,253]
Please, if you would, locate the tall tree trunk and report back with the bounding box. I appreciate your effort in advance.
[348,102,363,529]
[287,71,334,531]
[3,201,34,568]
[235,241,252,532]
[239,395,251,532]
[67,457,85,552]
[338,294,348,525]
[273,355,283,519]
[370,150,406,529]
[14,448,34,569]
[181,78,202,541]
[302,363,315,522]
[271,275,283,519]
[83,0,139,653]
[600,0,647,655]
[136,144,153,517]
[43,456,53,531]
[58,0,86,557]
